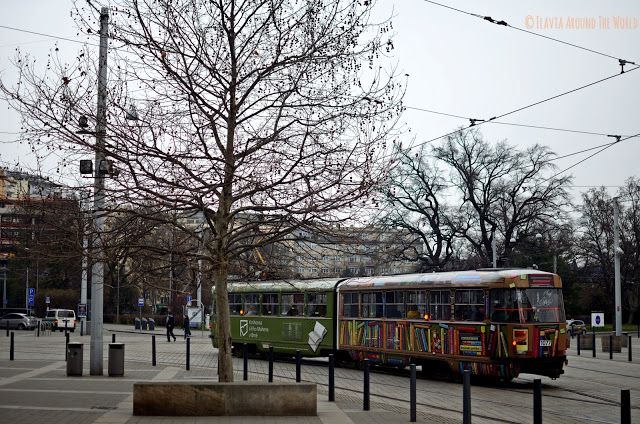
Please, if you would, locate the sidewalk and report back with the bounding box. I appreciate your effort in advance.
[0,327,459,424]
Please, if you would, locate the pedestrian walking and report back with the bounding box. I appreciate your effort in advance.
[183,312,191,339]
[166,311,176,342]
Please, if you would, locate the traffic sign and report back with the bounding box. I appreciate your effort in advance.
[186,295,192,303]
[45,296,50,304]
[28,295,34,306]
[591,312,605,328]
[138,298,144,307]
[28,287,35,296]
[78,304,87,318]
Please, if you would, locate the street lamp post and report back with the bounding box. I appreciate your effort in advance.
[116,263,120,324]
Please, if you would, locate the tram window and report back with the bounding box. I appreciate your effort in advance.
[490,289,564,323]
[428,290,451,320]
[306,293,327,317]
[261,293,279,315]
[244,294,260,316]
[362,292,384,318]
[342,292,359,317]
[229,294,243,315]
[384,291,404,318]
[405,291,426,318]
[454,289,485,321]
[281,293,304,316]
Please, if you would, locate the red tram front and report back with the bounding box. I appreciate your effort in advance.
[337,269,568,380]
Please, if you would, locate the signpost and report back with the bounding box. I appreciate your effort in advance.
[186,294,192,307]
[27,288,35,308]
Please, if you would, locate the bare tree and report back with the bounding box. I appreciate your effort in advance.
[2,0,402,381]
[379,145,458,270]
[433,129,572,267]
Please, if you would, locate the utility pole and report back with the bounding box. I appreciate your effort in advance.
[90,6,109,376]
[614,198,622,337]
[80,231,88,333]
[491,230,497,268]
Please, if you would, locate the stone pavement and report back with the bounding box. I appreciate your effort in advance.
[0,325,460,424]
[0,324,638,423]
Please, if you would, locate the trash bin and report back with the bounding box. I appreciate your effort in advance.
[134,317,141,330]
[148,318,155,331]
[141,318,148,331]
[108,343,125,377]
[66,343,83,376]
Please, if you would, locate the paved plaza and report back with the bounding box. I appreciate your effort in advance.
[0,325,638,423]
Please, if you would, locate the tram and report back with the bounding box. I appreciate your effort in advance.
[210,268,568,380]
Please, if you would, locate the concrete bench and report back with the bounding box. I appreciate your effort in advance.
[133,381,317,416]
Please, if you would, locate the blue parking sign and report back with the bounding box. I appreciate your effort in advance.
[186,295,192,303]
[28,287,35,296]
[28,295,34,306]
[138,298,144,307]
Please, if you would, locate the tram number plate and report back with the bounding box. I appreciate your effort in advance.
[539,340,552,347]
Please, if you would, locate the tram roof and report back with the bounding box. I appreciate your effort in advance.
[227,278,344,293]
[339,268,559,289]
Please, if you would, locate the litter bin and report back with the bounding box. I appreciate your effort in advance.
[67,343,83,376]
[141,318,148,331]
[108,343,125,377]
[134,317,141,330]
[148,318,155,331]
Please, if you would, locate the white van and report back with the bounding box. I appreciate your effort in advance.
[44,309,77,332]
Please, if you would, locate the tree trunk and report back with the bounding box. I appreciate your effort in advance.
[214,260,233,382]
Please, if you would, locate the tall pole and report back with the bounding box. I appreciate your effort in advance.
[80,231,88,331]
[25,266,29,309]
[90,6,109,376]
[116,263,120,324]
[2,266,6,309]
[614,198,622,337]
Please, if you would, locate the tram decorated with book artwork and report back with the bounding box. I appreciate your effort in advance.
[210,268,568,380]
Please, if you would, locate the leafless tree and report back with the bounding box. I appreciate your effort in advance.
[1,0,403,381]
[433,129,572,267]
[379,145,458,270]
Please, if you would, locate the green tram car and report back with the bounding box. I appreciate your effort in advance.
[211,268,569,380]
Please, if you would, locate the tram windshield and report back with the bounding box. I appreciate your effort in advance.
[490,288,565,323]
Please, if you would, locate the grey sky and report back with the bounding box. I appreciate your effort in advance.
[1,0,639,197]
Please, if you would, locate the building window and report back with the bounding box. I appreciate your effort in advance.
[349,255,357,262]
[321,267,329,274]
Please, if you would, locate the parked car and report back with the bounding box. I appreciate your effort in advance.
[0,313,38,330]
[43,309,77,332]
[566,319,587,336]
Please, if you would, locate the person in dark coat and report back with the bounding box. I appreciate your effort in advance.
[166,311,176,342]
[183,313,191,339]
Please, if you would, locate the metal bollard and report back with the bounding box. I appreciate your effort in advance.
[80,320,84,337]
[592,329,596,358]
[329,354,335,401]
[463,369,471,424]
[65,332,70,360]
[243,343,248,381]
[363,359,370,411]
[629,335,632,362]
[609,334,613,360]
[10,332,14,360]
[410,364,416,422]
[637,322,639,338]
[6,321,8,337]
[268,346,273,383]
[296,350,301,383]
[621,389,630,424]
[37,321,40,337]
[112,333,116,343]
[533,379,542,424]
[186,337,190,371]
[577,334,580,356]
[152,335,156,366]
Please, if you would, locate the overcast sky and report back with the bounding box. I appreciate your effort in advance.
[1,0,639,200]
